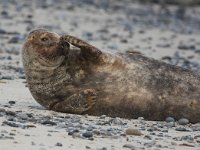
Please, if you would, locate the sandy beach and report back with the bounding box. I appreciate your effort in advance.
[0,0,200,149]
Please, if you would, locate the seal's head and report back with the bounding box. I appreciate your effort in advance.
[23,29,70,66]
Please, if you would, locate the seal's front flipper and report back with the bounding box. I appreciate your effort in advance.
[49,89,97,114]
[60,35,102,61]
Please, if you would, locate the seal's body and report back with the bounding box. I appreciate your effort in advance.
[23,29,200,122]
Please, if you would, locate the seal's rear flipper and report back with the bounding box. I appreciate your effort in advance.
[49,89,97,114]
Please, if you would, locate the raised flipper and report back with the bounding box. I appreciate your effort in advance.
[49,89,97,114]
[60,35,102,61]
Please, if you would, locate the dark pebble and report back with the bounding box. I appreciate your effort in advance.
[86,145,91,149]
[144,135,152,140]
[8,101,16,105]
[178,44,195,50]
[8,36,20,43]
[123,144,136,149]
[181,135,194,141]
[2,76,14,80]
[0,29,6,34]
[175,127,188,132]
[41,120,57,126]
[68,129,79,135]
[1,10,8,16]
[55,142,62,147]
[82,131,93,138]
[120,39,128,43]
[157,43,171,48]
[3,121,26,129]
[6,111,16,116]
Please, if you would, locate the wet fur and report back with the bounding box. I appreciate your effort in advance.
[22,30,200,123]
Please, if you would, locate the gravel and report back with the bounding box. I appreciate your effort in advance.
[0,0,200,149]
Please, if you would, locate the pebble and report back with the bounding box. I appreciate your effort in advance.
[175,127,188,132]
[125,128,143,136]
[8,36,20,43]
[165,122,175,128]
[181,135,194,141]
[165,117,175,122]
[55,142,62,147]
[1,76,14,80]
[8,101,16,105]
[68,129,79,135]
[2,121,26,129]
[192,123,200,131]
[85,145,91,149]
[41,120,57,126]
[110,117,124,125]
[144,135,152,140]
[6,111,16,116]
[82,131,93,138]
[178,118,189,125]
[0,29,6,34]
[178,44,195,50]
[123,144,136,149]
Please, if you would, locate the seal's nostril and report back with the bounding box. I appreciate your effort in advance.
[61,42,70,48]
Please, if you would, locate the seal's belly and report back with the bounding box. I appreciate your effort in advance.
[27,66,71,99]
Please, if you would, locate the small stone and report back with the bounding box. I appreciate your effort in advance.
[55,142,62,147]
[123,144,136,149]
[171,141,177,146]
[0,108,6,112]
[41,120,57,126]
[72,133,81,139]
[8,101,16,105]
[181,135,194,141]
[2,76,14,80]
[17,113,28,120]
[110,117,124,125]
[165,117,175,122]
[6,111,16,116]
[0,29,6,34]
[175,127,188,132]
[125,128,143,136]
[2,121,26,129]
[144,135,152,140]
[99,115,106,119]
[87,126,94,131]
[85,145,91,149]
[178,44,195,50]
[82,131,93,138]
[165,122,175,128]
[121,39,128,43]
[157,43,171,48]
[31,141,36,145]
[68,129,79,135]
[1,11,8,16]
[8,37,20,43]
[178,118,189,125]
[192,123,200,131]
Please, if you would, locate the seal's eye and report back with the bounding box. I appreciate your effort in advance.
[41,37,48,42]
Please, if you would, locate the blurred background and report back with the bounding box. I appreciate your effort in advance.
[0,0,200,80]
